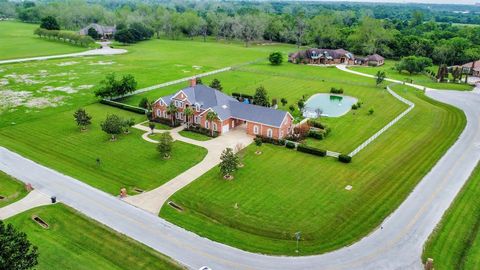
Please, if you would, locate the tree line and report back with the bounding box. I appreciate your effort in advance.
[4,0,480,65]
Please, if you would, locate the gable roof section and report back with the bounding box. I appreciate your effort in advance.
[229,101,288,127]
[80,23,116,35]
[462,60,480,68]
[367,54,384,61]
[155,84,290,127]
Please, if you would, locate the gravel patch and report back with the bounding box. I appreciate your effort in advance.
[56,61,79,67]
[89,60,115,65]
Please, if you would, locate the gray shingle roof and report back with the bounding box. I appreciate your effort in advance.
[79,23,116,35]
[157,85,289,127]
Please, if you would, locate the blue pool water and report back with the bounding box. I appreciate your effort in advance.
[303,94,357,118]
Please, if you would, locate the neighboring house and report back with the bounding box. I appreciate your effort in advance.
[462,60,480,77]
[289,48,385,66]
[152,79,294,140]
[355,54,385,66]
[79,23,116,39]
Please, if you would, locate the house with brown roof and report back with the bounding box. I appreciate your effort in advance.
[79,23,116,39]
[152,79,294,140]
[462,60,480,77]
[288,48,384,66]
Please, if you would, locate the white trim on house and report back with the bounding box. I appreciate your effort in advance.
[253,125,259,135]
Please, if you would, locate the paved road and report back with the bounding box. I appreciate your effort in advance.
[1,87,479,269]
[0,42,126,65]
[0,190,51,219]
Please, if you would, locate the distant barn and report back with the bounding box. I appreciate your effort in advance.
[79,23,116,40]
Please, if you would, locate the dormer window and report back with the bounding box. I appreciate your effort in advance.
[195,103,200,112]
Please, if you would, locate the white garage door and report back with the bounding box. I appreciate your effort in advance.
[222,124,230,134]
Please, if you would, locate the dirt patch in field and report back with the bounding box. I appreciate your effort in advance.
[89,60,115,65]
[0,78,8,86]
[4,73,43,85]
[24,96,64,109]
[41,85,76,94]
[56,61,79,67]
[0,90,32,108]
[77,85,94,90]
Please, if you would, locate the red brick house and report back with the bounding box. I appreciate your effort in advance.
[151,79,293,140]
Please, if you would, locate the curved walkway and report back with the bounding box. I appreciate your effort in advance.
[124,123,253,214]
[0,42,127,65]
[1,69,479,269]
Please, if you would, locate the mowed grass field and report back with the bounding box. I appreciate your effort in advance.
[160,84,466,255]
[351,60,472,91]
[0,171,28,208]
[6,204,184,270]
[123,62,407,153]
[423,163,480,269]
[0,21,85,60]
[0,33,295,127]
[0,104,207,195]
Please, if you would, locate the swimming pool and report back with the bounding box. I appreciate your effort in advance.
[303,93,357,118]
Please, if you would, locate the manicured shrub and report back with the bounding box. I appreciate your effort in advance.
[152,117,181,127]
[100,99,147,114]
[297,144,327,157]
[308,130,325,140]
[185,124,219,137]
[307,119,325,129]
[269,51,283,65]
[285,141,296,149]
[338,154,352,163]
[330,87,344,94]
[255,135,284,145]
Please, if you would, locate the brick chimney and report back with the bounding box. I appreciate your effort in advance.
[190,77,197,87]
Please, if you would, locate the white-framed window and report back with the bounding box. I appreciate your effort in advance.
[280,130,284,138]
[194,116,200,124]
[195,104,200,112]
[267,128,273,138]
[213,123,218,131]
[156,109,161,117]
[205,121,209,129]
[163,111,167,118]
[253,125,259,135]
[175,100,183,108]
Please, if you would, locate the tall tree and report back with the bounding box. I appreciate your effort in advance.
[209,78,223,91]
[0,220,38,270]
[157,132,173,159]
[219,147,239,179]
[183,107,194,128]
[166,103,178,126]
[40,16,59,30]
[375,71,386,86]
[236,14,266,47]
[73,108,92,131]
[100,114,124,141]
[348,16,394,55]
[206,111,218,137]
[253,86,270,107]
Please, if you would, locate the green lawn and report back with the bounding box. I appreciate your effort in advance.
[0,171,28,208]
[6,204,184,270]
[351,60,472,91]
[0,21,85,60]
[123,62,407,153]
[160,84,465,255]
[0,104,207,195]
[178,130,212,141]
[0,36,295,127]
[423,163,480,269]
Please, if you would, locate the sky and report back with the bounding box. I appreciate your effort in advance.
[308,0,477,5]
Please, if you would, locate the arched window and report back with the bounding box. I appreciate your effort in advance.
[163,111,167,118]
[213,123,218,131]
[253,125,259,135]
[156,109,161,117]
[205,121,209,129]
[267,128,273,138]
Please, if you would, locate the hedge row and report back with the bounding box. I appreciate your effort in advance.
[232,92,254,100]
[34,28,95,47]
[186,124,219,137]
[151,117,181,127]
[330,87,344,94]
[100,99,147,114]
[255,135,286,146]
[297,144,327,157]
[338,154,352,163]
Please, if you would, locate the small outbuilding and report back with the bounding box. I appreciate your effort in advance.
[462,60,480,77]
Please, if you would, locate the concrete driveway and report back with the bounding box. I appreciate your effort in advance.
[124,124,253,214]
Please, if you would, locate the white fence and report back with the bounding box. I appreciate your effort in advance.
[124,66,232,97]
[348,84,415,157]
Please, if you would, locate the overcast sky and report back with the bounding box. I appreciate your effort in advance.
[308,0,477,5]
